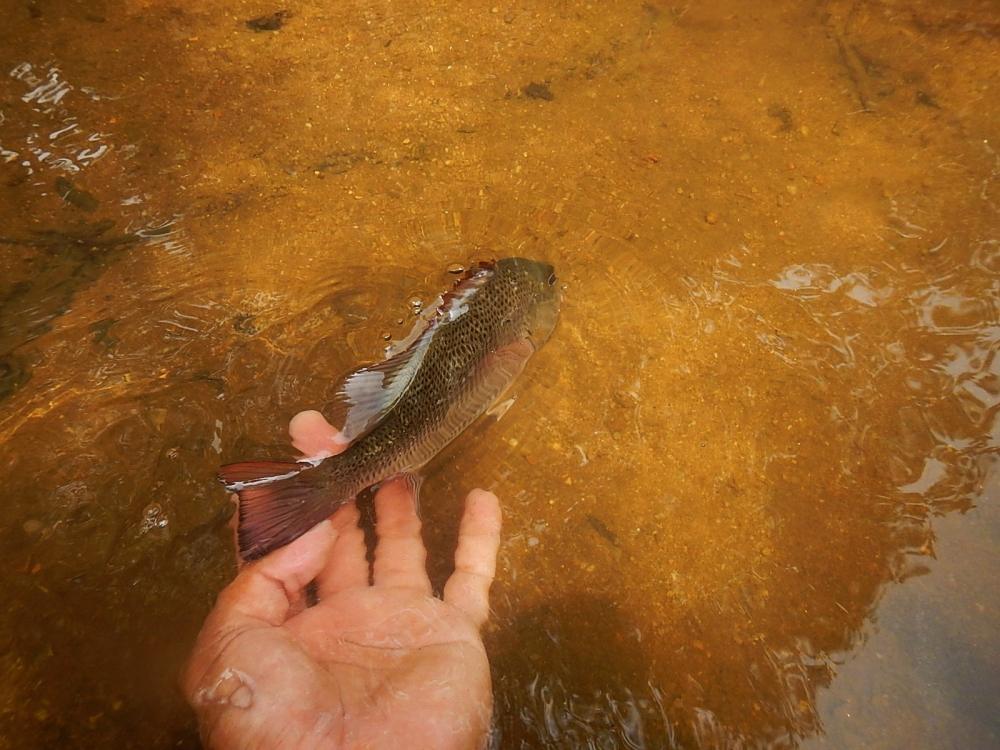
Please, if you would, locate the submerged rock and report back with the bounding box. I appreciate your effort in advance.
[245,10,290,32]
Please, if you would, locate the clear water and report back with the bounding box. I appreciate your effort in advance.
[1,1,997,747]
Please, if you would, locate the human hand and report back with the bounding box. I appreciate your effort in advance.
[184,410,502,750]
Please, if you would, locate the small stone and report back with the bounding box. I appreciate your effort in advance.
[522,82,554,101]
[245,10,290,32]
[232,313,258,335]
[22,519,43,535]
[705,211,719,224]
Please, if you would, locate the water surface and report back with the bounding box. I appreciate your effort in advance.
[1,1,998,747]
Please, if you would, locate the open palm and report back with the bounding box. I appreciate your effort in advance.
[184,411,501,750]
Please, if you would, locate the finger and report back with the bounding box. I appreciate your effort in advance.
[443,489,502,628]
[214,519,336,627]
[372,477,432,594]
[316,502,369,597]
[289,409,350,459]
[182,520,337,697]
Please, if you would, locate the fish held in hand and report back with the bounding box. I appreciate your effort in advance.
[219,257,560,561]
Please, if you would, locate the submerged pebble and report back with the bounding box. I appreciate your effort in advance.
[245,10,290,32]
[522,82,554,101]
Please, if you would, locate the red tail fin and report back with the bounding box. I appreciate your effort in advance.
[218,461,336,561]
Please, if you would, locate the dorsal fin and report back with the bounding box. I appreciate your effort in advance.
[327,336,433,441]
[327,261,496,442]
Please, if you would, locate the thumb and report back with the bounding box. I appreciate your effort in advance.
[183,520,336,696]
[217,519,337,626]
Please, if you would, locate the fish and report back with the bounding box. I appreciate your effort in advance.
[219,257,560,560]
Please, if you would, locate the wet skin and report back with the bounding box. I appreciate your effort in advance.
[184,411,501,750]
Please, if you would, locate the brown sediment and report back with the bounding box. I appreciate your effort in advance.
[0,0,998,748]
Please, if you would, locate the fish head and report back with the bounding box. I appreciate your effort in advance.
[494,257,561,349]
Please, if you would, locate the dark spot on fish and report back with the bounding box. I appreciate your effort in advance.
[522,82,554,101]
[586,514,620,548]
[233,313,259,335]
[766,103,794,132]
[55,177,100,213]
[245,10,290,32]
[915,90,941,109]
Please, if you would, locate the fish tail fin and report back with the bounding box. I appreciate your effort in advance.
[217,460,337,562]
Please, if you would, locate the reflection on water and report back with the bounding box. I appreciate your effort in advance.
[1,0,998,747]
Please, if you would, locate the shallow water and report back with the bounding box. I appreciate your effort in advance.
[1,1,998,747]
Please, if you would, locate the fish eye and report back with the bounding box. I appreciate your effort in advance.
[546,272,556,286]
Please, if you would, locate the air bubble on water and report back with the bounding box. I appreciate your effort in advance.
[382,332,392,341]
[447,263,465,274]
[139,503,168,533]
[408,297,423,314]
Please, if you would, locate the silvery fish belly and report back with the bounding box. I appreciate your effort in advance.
[219,257,560,560]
